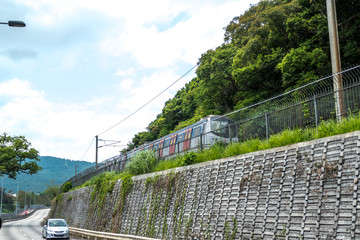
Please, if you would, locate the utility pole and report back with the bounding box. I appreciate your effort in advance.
[95,135,98,168]
[95,136,122,168]
[0,177,3,215]
[326,0,344,121]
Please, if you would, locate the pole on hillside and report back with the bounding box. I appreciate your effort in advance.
[95,135,98,168]
[326,0,344,121]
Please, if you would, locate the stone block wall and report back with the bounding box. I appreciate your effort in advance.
[49,131,360,239]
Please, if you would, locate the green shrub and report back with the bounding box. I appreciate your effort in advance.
[126,150,158,175]
[61,181,72,193]
[180,152,197,166]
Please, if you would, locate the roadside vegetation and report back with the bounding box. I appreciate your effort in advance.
[72,112,360,190]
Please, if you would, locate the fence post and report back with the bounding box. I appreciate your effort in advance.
[265,113,269,141]
[200,132,203,151]
[314,96,319,128]
[228,125,232,143]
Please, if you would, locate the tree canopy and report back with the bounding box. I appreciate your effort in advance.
[0,133,41,179]
[126,0,360,150]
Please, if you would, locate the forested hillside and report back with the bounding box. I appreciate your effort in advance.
[127,0,360,150]
[2,156,94,193]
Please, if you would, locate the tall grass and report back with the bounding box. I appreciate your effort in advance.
[152,157,183,172]
[315,112,360,138]
[223,138,266,158]
[268,128,312,148]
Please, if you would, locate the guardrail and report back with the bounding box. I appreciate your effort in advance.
[1,207,44,222]
[69,227,161,240]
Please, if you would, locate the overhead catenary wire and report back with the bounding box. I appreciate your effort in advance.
[80,137,95,161]
[97,64,199,136]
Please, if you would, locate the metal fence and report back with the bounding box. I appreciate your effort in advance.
[225,65,360,140]
[67,65,360,188]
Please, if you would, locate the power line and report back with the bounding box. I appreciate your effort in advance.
[97,64,198,136]
[80,137,95,161]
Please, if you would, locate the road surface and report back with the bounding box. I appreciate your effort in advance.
[0,209,80,240]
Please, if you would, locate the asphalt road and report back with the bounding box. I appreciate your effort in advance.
[0,209,80,240]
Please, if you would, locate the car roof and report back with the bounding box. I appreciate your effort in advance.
[48,219,66,222]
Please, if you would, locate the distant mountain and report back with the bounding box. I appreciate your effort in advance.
[1,156,95,193]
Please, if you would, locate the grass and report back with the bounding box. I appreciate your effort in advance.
[77,112,360,188]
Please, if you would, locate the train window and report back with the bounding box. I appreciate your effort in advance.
[164,138,171,147]
[211,117,231,138]
[193,127,201,137]
[154,143,159,150]
[178,133,184,142]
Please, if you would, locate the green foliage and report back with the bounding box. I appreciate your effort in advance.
[315,112,360,138]
[149,113,360,174]
[223,138,266,157]
[224,218,238,240]
[268,128,312,148]
[43,184,61,204]
[0,188,15,213]
[120,176,133,203]
[2,156,94,194]
[123,0,360,152]
[90,172,123,205]
[126,150,158,175]
[180,152,197,166]
[277,47,327,90]
[0,133,41,179]
[61,181,72,193]
[152,157,183,172]
[196,142,227,163]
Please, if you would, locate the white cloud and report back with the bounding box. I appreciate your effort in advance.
[118,78,134,90]
[0,78,43,98]
[116,68,135,77]
[0,79,100,159]
[1,0,259,162]
[98,0,258,68]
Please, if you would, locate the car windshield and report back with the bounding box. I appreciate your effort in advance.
[49,220,67,227]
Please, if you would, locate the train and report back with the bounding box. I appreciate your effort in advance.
[104,115,238,170]
[67,115,238,188]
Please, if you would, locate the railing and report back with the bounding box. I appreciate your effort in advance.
[225,65,360,140]
[66,65,360,188]
[1,207,44,222]
[69,227,161,240]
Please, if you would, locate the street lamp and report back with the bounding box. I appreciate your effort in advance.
[0,20,26,27]
[0,177,4,215]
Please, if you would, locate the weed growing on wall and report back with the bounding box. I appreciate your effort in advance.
[111,175,134,232]
[224,218,238,240]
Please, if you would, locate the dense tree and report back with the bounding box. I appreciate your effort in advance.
[0,133,41,179]
[0,188,15,213]
[196,44,240,114]
[126,0,360,150]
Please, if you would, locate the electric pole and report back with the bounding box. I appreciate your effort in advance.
[326,0,344,121]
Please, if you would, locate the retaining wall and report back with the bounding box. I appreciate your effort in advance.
[49,131,360,239]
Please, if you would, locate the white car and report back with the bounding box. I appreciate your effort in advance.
[42,218,70,239]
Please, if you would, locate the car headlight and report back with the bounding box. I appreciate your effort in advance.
[47,229,55,233]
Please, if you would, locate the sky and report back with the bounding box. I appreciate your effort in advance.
[0,0,259,163]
